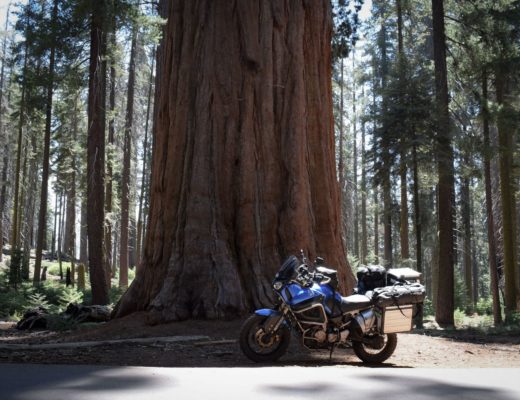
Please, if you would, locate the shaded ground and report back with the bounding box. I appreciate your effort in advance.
[1,312,519,368]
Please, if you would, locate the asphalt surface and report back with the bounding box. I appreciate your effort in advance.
[0,364,519,400]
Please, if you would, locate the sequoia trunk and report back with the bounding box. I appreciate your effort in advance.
[481,70,501,324]
[432,0,455,327]
[114,0,354,321]
[87,0,109,305]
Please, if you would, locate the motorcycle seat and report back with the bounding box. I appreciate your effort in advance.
[339,294,372,313]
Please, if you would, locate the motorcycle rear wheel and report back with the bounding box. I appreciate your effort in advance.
[239,314,290,363]
[352,333,397,364]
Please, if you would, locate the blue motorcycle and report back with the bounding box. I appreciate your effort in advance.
[240,253,425,364]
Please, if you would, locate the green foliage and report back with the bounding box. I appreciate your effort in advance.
[422,298,434,317]
[454,308,466,327]
[0,269,86,319]
[43,260,71,277]
[58,287,84,309]
[475,298,494,316]
[82,284,125,307]
[27,292,52,311]
[348,254,361,274]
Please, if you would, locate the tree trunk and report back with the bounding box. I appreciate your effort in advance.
[412,139,422,273]
[119,29,137,289]
[34,0,58,285]
[87,0,109,305]
[374,188,379,264]
[136,46,155,269]
[461,171,472,310]
[21,135,38,281]
[495,64,518,316]
[66,93,79,285]
[379,17,392,268]
[0,5,10,263]
[397,0,409,262]
[352,53,359,259]
[105,2,116,285]
[52,192,58,258]
[400,149,409,261]
[80,197,88,265]
[360,98,367,265]
[56,191,64,279]
[432,0,455,327]
[11,20,29,252]
[338,57,345,235]
[383,177,393,266]
[114,0,354,321]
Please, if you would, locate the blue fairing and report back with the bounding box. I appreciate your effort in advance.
[255,309,282,317]
[281,282,342,315]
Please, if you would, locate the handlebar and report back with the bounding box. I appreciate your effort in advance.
[294,265,331,287]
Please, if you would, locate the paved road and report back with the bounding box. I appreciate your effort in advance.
[0,364,519,400]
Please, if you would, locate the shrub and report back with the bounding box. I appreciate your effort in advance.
[454,308,466,327]
[475,298,493,315]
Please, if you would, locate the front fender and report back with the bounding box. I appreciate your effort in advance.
[254,309,287,333]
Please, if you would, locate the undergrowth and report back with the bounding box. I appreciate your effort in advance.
[0,267,126,321]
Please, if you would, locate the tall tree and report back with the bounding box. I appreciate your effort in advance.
[352,53,359,259]
[432,0,455,326]
[360,88,368,265]
[33,0,59,285]
[87,0,109,305]
[481,70,502,324]
[11,4,30,254]
[495,63,518,317]
[396,0,409,262]
[136,46,155,268]
[0,4,11,262]
[105,0,117,283]
[119,27,137,288]
[115,0,354,321]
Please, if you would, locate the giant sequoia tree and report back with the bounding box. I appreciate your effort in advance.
[432,0,455,327]
[114,0,354,321]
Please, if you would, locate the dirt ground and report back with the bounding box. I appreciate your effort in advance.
[0,312,519,368]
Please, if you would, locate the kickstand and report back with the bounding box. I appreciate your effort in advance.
[329,344,335,360]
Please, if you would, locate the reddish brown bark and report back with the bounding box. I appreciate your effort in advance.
[87,0,109,305]
[481,70,501,324]
[432,0,455,327]
[495,65,518,316]
[114,0,354,321]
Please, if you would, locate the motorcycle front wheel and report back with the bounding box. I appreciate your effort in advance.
[352,333,397,364]
[239,314,291,363]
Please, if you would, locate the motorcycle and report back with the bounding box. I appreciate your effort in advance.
[239,252,425,364]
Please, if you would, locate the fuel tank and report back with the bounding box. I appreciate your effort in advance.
[281,282,341,314]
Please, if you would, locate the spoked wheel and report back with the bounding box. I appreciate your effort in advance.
[239,314,290,363]
[352,333,397,364]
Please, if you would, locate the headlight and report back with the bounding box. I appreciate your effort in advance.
[273,281,283,290]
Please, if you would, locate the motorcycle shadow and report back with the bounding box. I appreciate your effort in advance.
[243,346,413,368]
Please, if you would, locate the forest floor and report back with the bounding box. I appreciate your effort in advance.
[0,312,519,368]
